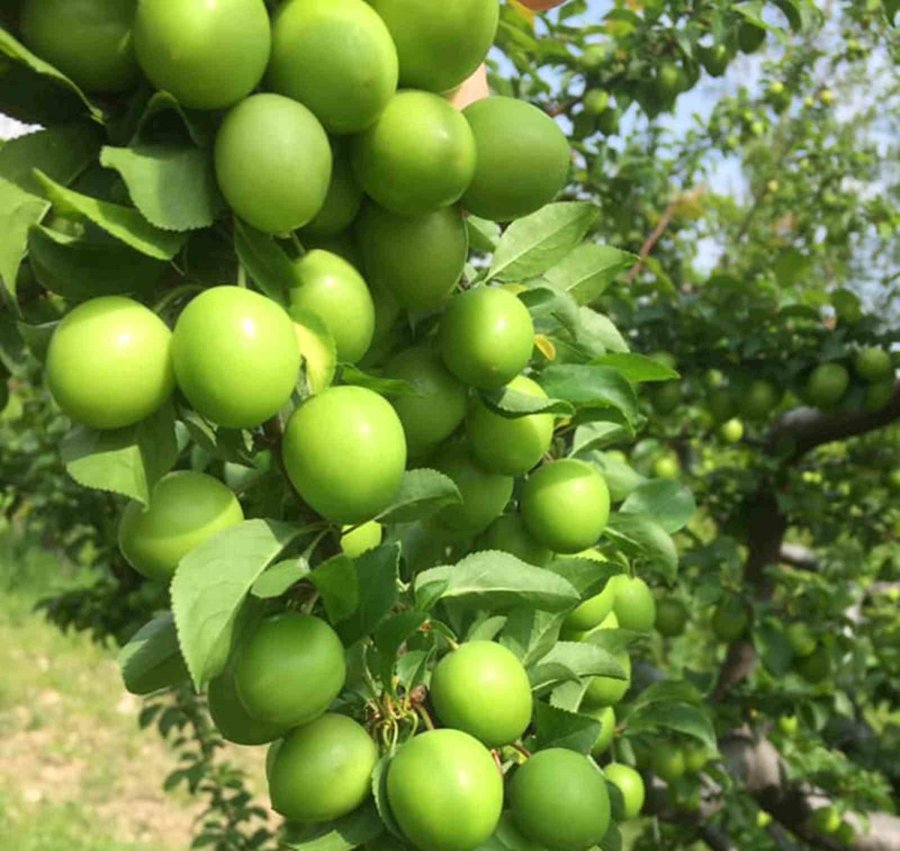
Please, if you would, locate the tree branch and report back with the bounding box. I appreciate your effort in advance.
[780,543,819,570]
[721,729,900,851]
[698,824,741,851]
[768,382,900,460]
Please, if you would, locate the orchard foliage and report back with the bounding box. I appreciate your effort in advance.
[0,2,898,851]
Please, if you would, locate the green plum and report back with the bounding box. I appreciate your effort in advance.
[479,514,553,566]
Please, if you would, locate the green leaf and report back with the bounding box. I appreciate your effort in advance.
[373,610,429,686]
[631,679,704,708]
[416,552,580,613]
[310,555,360,624]
[620,480,695,533]
[478,385,574,419]
[466,215,501,252]
[250,557,309,599]
[376,469,462,524]
[539,365,639,425]
[133,92,215,149]
[600,823,623,851]
[488,202,599,282]
[591,353,678,383]
[530,641,627,691]
[543,243,635,305]
[0,28,98,125]
[33,170,186,260]
[28,225,166,301]
[0,176,48,301]
[627,701,717,752]
[340,365,419,397]
[100,144,222,231]
[467,614,508,642]
[754,617,794,677]
[333,544,401,647]
[534,702,603,755]
[61,403,178,504]
[577,308,629,354]
[520,284,580,338]
[604,513,678,581]
[545,556,622,598]
[283,803,384,851]
[371,756,404,840]
[233,218,294,305]
[570,422,630,456]
[0,124,99,195]
[501,608,566,666]
[16,320,56,362]
[172,519,304,690]
[118,612,189,696]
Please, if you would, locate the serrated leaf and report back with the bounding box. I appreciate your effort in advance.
[627,701,717,752]
[539,365,639,425]
[172,519,304,689]
[466,614,508,642]
[310,555,360,624]
[118,612,189,695]
[371,756,404,839]
[250,557,309,599]
[544,556,622,598]
[233,218,294,305]
[590,353,678,383]
[34,170,186,260]
[543,243,635,305]
[534,702,603,754]
[283,803,384,851]
[620,480,695,533]
[100,144,222,231]
[28,225,166,301]
[0,175,48,301]
[0,28,98,125]
[376,469,462,524]
[478,385,574,419]
[754,617,794,677]
[519,284,580,338]
[16,320,56,362]
[340,365,419,397]
[500,608,566,666]
[489,202,599,282]
[530,641,627,692]
[604,513,677,580]
[578,308,629,354]
[61,403,178,504]
[0,124,99,195]
[416,551,580,612]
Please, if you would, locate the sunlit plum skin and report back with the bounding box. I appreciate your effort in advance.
[46,296,175,430]
[521,460,611,554]
[234,612,346,727]
[582,649,631,708]
[340,521,383,559]
[282,386,407,524]
[351,91,477,216]
[612,576,656,633]
[430,641,533,747]
[387,729,503,851]
[268,713,378,823]
[288,250,375,364]
[118,471,244,582]
[462,97,570,222]
[367,0,499,94]
[214,94,332,234]
[604,763,645,820]
[438,288,535,391]
[133,0,271,110]
[382,347,468,458]
[20,0,139,93]
[509,748,611,851]
[267,0,398,135]
[355,203,468,311]
[432,441,514,535]
[466,375,555,475]
[171,286,300,429]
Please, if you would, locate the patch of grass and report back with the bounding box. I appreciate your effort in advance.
[0,536,198,849]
